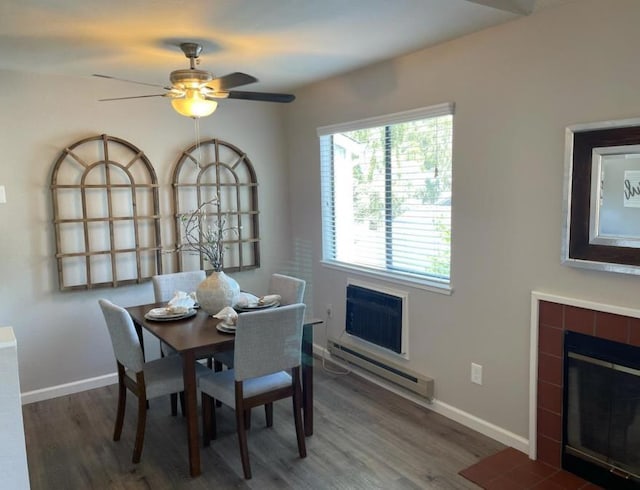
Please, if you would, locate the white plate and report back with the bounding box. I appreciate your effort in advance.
[145,308,197,321]
[147,307,187,318]
[216,323,236,333]
[234,300,279,312]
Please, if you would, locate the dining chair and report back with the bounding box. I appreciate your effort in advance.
[98,299,208,463]
[269,273,306,305]
[216,273,306,370]
[152,270,206,359]
[152,270,211,414]
[214,273,307,425]
[199,303,307,480]
[152,270,206,304]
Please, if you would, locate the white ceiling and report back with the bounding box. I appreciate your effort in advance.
[0,0,565,94]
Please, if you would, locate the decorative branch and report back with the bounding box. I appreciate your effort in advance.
[171,199,238,272]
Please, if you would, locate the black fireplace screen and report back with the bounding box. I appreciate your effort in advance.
[563,331,640,488]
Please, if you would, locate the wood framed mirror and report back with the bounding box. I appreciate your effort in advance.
[562,118,640,274]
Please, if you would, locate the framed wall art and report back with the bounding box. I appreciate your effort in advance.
[50,134,162,290]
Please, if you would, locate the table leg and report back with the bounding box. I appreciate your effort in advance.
[301,324,313,436]
[182,352,200,477]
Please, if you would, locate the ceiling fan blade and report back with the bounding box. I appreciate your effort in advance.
[226,90,295,103]
[206,72,258,91]
[93,74,171,91]
[98,94,167,101]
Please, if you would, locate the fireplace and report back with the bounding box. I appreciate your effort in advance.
[563,330,640,488]
[533,294,640,488]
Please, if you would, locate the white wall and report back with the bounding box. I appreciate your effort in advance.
[286,0,640,440]
[0,69,296,396]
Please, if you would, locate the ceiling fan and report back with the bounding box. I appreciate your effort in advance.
[94,42,295,118]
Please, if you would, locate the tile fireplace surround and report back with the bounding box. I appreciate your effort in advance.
[530,292,640,470]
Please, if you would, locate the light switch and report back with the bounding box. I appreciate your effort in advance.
[0,186,5,204]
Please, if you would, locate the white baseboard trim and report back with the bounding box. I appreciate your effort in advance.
[20,357,213,405]
[430,398,529,454]
[21,372,117,405]
[313,343,529,454]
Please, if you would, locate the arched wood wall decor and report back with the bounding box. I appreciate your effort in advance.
[50,134,162,290]
[172,138,260,273]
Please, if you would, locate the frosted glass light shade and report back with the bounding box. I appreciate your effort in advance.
[171,90,218,118]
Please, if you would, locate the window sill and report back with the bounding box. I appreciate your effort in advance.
[320,260,453,296]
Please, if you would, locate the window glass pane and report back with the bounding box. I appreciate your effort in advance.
[320,105,453,284]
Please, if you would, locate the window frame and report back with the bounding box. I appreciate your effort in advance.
[318,103,455,293]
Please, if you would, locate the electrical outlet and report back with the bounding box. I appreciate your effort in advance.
[471,363,483,385]
[326,304,333,318]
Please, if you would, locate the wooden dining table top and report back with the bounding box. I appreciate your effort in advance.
[126,302,236,356]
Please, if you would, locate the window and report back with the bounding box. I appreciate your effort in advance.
[318,103,454,288]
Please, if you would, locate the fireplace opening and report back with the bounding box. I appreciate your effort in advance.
[563,331,640,489]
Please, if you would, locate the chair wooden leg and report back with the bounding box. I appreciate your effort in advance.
[170,393,178,416]
[132,393,147,463]
[236,407,252,479]
[292,368,307,459]
[213,361,223,407]
[202,393,211,447]
[235,382,252,479]
[211,399,217,440]
[113,368,127,441]
[265,402,273,427]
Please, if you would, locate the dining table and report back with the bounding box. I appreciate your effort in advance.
[125,301,321,477]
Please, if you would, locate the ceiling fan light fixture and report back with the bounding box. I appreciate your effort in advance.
[171,89,218,118]
[96,42,295,113]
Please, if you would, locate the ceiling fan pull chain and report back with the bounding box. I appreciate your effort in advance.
[194,117,204,168]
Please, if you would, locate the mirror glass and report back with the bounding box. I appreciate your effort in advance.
[589,145,640,247]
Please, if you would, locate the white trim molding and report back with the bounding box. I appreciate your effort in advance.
[315,343,529,454]
[21,372,117,405]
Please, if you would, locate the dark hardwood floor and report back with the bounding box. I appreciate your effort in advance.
[23,359,505,489]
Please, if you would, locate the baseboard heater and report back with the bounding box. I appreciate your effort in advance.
[327,340,434,399]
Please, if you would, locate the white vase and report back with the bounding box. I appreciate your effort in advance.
[196,271,240,315]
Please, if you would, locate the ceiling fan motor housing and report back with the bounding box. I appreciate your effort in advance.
[170,69,213,88]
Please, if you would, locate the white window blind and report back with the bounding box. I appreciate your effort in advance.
[318,103,454,286]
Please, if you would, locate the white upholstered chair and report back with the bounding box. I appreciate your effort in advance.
[151,270,206,360]
[268,273,306,305]
[98,299,208,463]
[215,273,306,371]
[151,270,206,304]
[199,303,307,480]
[152,270,208,414]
